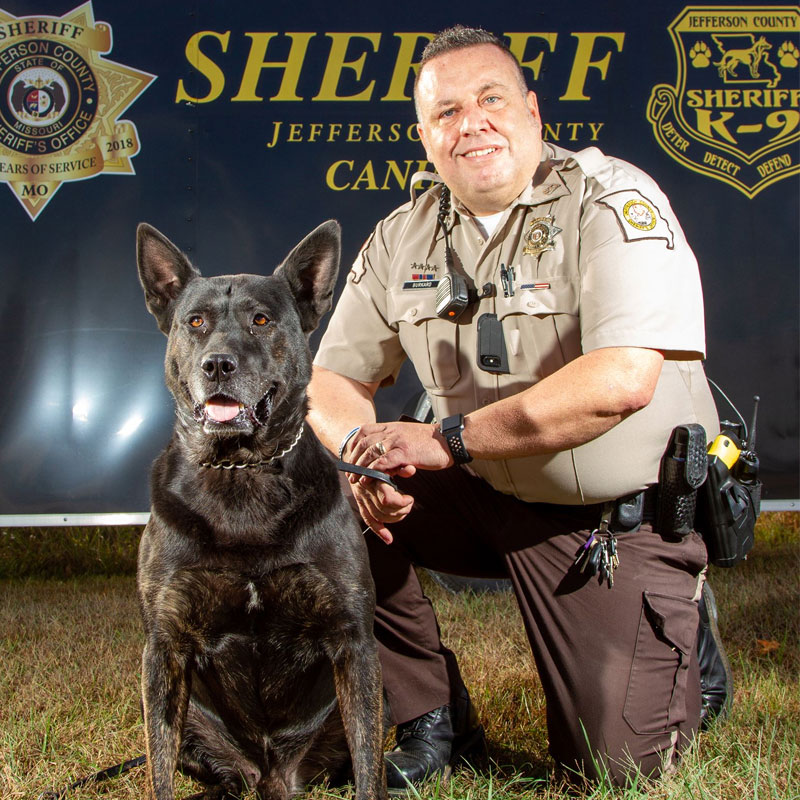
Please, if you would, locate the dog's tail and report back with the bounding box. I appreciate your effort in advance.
[38,755,146,799]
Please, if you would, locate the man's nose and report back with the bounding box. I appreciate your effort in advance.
[460,102,490,136]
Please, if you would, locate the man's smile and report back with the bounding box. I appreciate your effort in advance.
[460,146,500,159]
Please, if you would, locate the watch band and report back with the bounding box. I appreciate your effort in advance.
[440,413,472,464]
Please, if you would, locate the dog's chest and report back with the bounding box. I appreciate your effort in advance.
[152,562,348,668]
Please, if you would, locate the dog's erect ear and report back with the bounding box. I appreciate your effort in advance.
[276,220,341,335]
[137,223,201,334]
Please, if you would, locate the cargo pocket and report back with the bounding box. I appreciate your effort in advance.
[623,591,697,735]
[387,288,460,391]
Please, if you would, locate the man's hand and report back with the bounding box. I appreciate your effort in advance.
[348,420,453,477]
[341,421,452,543]
[349,479,414,544]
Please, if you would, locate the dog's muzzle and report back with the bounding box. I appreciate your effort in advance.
[193,386,277,432]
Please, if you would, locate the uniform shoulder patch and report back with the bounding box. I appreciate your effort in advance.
[596,190,675,249]
[349,232,375,284]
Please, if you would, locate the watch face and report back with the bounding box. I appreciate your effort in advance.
[442,414,464,433]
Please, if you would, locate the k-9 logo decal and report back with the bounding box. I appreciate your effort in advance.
[647,6,800,198]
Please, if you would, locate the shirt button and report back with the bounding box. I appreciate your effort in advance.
[527,300,538,308]
[409,308,417,317]
[476,237,484,245]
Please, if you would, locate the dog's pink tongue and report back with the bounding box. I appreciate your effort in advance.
[205,399,242,422]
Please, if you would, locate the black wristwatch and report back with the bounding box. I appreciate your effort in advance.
[440,413,472,464]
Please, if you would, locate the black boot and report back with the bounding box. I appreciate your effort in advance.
[697,582,733,730]
[384,690,485,790]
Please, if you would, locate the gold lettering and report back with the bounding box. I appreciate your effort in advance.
[686,90,703,108]
[662,121,690,152]
[326,160,353,190]
[266,120,282,148]
[232,32,315,102]
[702,151,737,175]
[380,159,415,189]
[381,33,432,101]
[504,33,558,82]
[175,31,230,104]
[695,109,737,144]
[560,32,625,101]
[313,33,381,101]
[543,122,561,140]
[406,123,421,142]
[757,154,792,176]
[353,160,379,189]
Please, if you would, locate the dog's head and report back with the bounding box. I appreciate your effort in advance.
[137,221,340,443]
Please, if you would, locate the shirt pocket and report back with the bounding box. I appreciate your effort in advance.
[495,277,581,380]
[387,287,461,391]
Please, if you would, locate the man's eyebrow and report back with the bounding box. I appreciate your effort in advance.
[431,81,507,109]
[477,80,505,94]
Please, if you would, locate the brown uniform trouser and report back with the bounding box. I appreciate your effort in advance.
[365,465,706,786]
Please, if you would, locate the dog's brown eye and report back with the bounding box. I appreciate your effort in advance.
[253,314,269,327]
[189,315,204,328]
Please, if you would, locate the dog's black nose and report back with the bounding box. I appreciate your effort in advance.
[201,353,238,382]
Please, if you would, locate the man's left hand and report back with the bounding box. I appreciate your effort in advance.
[347,421,453,481]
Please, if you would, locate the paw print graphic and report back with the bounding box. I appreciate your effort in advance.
[690,40,712,68]
[778,41,799,68]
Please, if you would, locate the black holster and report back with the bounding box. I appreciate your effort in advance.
[656,424,708,539]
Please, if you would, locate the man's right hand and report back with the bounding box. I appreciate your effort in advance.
[349,477,414,544]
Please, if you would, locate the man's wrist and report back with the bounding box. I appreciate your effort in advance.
[338,426,361,460]
[439,413,473,464]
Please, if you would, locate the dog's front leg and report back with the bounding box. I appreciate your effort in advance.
[141,638,192,800]
[332,641,388,800]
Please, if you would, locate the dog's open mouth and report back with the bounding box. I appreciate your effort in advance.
[194,387,276,430]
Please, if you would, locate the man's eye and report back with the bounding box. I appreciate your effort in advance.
[484,95,500,105]
[189,316,204,328]
[253,313,269,326]
[440,108,456,119]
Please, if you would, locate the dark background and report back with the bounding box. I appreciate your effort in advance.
[0,0,797,517]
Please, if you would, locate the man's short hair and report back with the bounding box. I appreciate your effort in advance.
[414,25,528,115]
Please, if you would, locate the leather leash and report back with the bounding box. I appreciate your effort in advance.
[335,459,398,491]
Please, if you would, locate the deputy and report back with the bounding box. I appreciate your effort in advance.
[308,25,726,788]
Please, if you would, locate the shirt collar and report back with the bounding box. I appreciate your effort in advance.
[514,143,572,207]
[447,143,572,218]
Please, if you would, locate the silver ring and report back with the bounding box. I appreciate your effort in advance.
[376,440,386,455]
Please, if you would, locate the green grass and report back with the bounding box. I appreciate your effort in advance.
[0,513,797,799]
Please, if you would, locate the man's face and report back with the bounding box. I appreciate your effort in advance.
[415,44,543,216]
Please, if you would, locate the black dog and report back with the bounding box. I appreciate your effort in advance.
[136,221,387,800]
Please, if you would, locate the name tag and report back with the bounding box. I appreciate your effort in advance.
[403,280,439,290]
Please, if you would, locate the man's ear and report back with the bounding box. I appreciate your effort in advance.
[525,90,541,128]
[275,220,341,335]
[417,123,434,163]
[136,223,200,334]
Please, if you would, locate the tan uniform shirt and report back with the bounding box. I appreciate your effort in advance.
[315,144,719,504]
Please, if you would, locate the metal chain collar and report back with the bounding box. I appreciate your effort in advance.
[200,424,304,470]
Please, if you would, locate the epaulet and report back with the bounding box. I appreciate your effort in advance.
[568,147,615,188]
[408,170,441,204]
